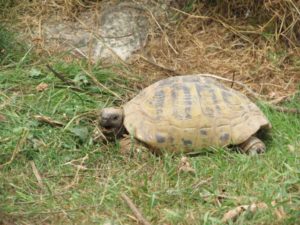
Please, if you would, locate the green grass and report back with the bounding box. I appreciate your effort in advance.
[0,25,30,66]
[0,2,299,224]
[0,59,300,225]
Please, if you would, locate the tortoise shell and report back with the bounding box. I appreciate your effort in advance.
[123,75,271,152]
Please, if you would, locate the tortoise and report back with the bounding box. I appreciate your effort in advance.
[99,75,271,154]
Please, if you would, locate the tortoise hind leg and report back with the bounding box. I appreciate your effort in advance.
[238,136,266,155]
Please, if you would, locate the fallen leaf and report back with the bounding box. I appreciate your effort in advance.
[0,114,7,122]
[34,115,64,127]
[178,156,195,174]
[29,68,42,78]
[36,82,49,92]
[222,202,268,222]
[68,126,89,142]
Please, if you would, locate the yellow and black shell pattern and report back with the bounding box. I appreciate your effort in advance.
[123,75,271,152]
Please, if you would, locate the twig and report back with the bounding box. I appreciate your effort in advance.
[63,110,97,131]
[170,7,211,20]
[231,72,235,88]
[30,160,44,189]
[121,193,152,225]
[146,8,178,55]
[289,0,300,17]
[92,125,109,144]
[62,154,88,191]
[46,64,75,86]
[46,65,85,93]
[80,67,122,100]
[269,92,297,105]
[139,55,180,74]
[270,105,300,114]
[33,115,64,127]
[0,129,28,169]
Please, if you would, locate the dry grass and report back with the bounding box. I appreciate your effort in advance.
[208,0,300,46]
[131,0,300,100]
[134,17,299,97]
[1,0,299,101]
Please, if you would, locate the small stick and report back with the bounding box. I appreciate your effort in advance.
[170,6,211,20]
[46,65,85,93]
[121,193,152,225]
[46,64,75,86]
[81,67,122,100]
[34,115,64,127]
[139,55,180,74]
[231,72,235,88]
[62,154,88,191]
[30,161,44,189]
[269,92,297,105]
[146,9,178,55]
[270,105,300,114]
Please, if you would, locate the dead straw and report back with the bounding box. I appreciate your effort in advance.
[121,193,152,225]
[30,160,45,189]
[8,1,300,101]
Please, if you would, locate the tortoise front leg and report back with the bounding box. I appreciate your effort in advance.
[238,136,266,155]
[119,136,158,157]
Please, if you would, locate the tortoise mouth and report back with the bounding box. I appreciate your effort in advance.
[101,125,127,140]
[103,125,113,130]
[102,126,115,135]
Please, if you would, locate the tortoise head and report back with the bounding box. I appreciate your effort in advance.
[99,107,125,138]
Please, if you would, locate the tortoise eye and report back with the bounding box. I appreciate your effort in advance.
[112,115,118,120]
